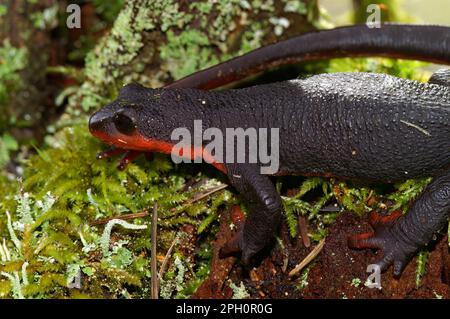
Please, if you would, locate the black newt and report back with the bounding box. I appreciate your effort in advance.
[89,24,450,276]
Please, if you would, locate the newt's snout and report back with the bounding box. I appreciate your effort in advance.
[89,111,109,136]
[89,110,122,146]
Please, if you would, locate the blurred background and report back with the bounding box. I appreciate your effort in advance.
[322,0,450,25]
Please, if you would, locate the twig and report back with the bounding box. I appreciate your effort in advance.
[90,211,149,226]
[366,190,374,204]
[158,234,178,279]
[288,238,325,277]
[151,204,158,299]
[298,216,311,248]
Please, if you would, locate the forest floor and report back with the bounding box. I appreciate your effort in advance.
[194,209,450,299]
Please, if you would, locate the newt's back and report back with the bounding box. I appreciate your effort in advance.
[223,73,450,181]
[282,73,450,181]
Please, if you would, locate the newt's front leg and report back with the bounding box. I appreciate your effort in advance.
[349,170,450,276]
[220,164,282,264]
[96,148,153,170]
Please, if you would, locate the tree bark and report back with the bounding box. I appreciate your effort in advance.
[68,0,320,114]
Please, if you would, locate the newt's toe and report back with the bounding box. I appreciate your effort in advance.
[219,231,243,258]
[219,205,245,259]
[219,205,257,265]
[96,147,127,160]
[117,151,141,170]
[368,210,403,228]
[219,229,260,265]
[348,210,416,277]
[96,148,145,170]
[393,260,407,277]
[347,232,382,249]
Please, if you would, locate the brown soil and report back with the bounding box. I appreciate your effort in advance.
[195,209,450,299]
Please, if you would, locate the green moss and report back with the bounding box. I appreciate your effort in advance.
[0,4,7,17]
[189,2,213,14]
[0,124,234,298]
[69,0,156,111]
[388,178,432,212]
[0,40,28,167]
[415,250,428,288]
[0,40,28,117]
[0,134,18,169]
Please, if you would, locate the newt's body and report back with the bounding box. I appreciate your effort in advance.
[89,24,450,276]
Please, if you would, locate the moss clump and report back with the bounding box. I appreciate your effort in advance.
[0,40,29,128]
[0,40,28,169]
[0,125,235,298]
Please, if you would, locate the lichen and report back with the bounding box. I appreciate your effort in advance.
[67,0,314,115]
[29,4,59,30]
[296,265,311,289]
[100,219,147,257]
[229,280,250,299]
[159,29,215,80]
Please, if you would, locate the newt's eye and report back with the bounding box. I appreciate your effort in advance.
[114,113,136,135]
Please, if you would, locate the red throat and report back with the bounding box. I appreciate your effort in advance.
[91,130,227,174]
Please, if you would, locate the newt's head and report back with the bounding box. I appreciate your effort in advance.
[89,83,181,154]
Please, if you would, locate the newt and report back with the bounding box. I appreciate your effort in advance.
[89,24,450,276]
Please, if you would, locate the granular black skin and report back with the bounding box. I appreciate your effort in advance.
[90,71,450,276]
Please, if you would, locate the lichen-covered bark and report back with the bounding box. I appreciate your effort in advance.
[69,0,319,113]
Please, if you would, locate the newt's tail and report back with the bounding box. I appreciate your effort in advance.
[166,24,450,90]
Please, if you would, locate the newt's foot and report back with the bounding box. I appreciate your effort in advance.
[219,206,259,265]
[96,147,127,160]
[219,206,245,259]
[96,148,150,170]
[348,210,418,277]
[117,151,141,170]
[219,231,261,265]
